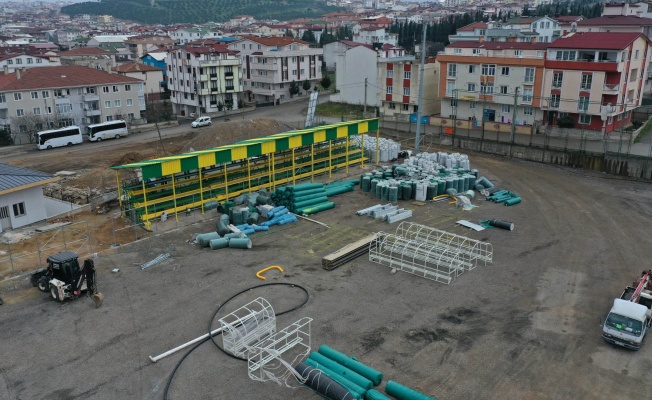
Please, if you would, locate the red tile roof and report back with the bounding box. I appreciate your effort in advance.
[552,15,584,23]
[112,63,162,73]
[447,41,549,50]
[59,47,113,56]
[457,22,488,32]
[0,66,142,91]
[182,43,238,56]
[339,40,373,49]
[548,32,646,50]
[238,36,309,46]
[577,15,652,26]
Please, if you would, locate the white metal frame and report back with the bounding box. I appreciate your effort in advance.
[219,297,276,358]
[395,221,493,269]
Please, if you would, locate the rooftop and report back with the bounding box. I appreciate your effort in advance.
[446,41,549,50]
[457,22,488,32]
[0,66,143,92]
[111,63,163,73]
[237,36,309,46]
[0,163,56,194]
[577,15,652,26]
[59,47,114,56]
[548,32,645,50]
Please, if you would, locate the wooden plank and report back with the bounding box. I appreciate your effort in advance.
[322,234,375,270]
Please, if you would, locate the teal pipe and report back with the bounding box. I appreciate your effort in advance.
[228,238,252,249]
[308,352,373,390]
[209,238,229,250]
[293,196,329,209]
[324,185,354,197]
[504,196,522,206]
[297,201,335,215]
[318,345,383,386]
[304,359,366,398]
[287,183,324,192]
[385,380,436,400]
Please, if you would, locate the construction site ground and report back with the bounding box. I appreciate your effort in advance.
[2,120,652,399]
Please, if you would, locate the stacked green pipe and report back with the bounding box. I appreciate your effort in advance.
[270,180,357,216]
[318,345,383,386]
[385,380,436,400]
[486,190,521,206]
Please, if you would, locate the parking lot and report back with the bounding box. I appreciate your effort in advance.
[2,151,652,400]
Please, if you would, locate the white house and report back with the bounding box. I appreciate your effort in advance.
[329,45,380,107]
[0,164,59,231]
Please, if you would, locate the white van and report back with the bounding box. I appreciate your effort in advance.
[192,116,212,128]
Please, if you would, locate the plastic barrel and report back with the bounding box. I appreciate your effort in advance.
[197,232,221,247]
[401,184,412,200]
[381,185,389,201]
[385,381,435,400]
[209,238,230,250]
[388,187,398,202]
[505,196,522,206]
[362,176,371,192]
[228,238,252,249]
[247,212,259,225]
[436,180,446,195]
[308,352,374,390]
[370,180,378,195]
[317,345,383,386]
[426,184,437,199]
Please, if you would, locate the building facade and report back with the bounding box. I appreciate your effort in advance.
[228,37,323,104]
[166,43,243,117]
[437,42,547,128]
[0,66,145,139]
[112,63,165,101]
[329,45,380,107]
[379,56,440,118]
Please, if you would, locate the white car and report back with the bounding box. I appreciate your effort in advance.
[191,116,212,128]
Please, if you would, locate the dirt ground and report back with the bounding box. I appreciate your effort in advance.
[2,123,652,399]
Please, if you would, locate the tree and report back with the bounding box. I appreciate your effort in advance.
[320,75,332,90]
[0,128,13,146]
[302,79,311,92]
[285,29,294,38]
[301,29,316,43]
[12,113,44,144]
[289,81,300,97]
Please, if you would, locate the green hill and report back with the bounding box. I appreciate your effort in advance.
[61,0,343,25]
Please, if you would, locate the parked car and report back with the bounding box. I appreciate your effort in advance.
[191,116,212,128]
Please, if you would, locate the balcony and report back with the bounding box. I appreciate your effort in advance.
[83,93,99,102]
[54,97,70,105]
[225,85,235,91]
[551,82,562,89]
[225,71,233,77]
[603,84,619,93]
[84,108,101,116]
[210,73,218,78]
[211,87,219,93]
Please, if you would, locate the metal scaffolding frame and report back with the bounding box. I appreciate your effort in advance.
[369,232,465,284]
[395,221,493,269]
[218,297,276,359]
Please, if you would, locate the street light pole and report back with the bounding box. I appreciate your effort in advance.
[414,25,427,153]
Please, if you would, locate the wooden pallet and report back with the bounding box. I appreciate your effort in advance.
[321,234,375,271]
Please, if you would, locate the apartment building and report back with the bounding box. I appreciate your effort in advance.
[329,45,380,107]
[541,32,651,134]
[0,54,59,72]
[379,56,440,117]
[352,27,398,47]
[228,36,323,104]
[58,47,115,71]
[166,43,243,117]
[0,66,145,136]
[125,35,177,59]
[112,63,164,101]
[437,41,547,127]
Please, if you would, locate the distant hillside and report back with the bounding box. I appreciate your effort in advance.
[61,0,343,25]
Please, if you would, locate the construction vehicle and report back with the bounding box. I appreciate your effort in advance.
[601,270,652,350]
[30,251,104,308]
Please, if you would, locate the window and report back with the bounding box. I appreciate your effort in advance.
[125,84,131,92]
[31,91,38,99]
[537,50,545,58]
[56,103,72,114]
[7,59,12,64]
[469,65,476,74]
[36,58,42,64]
[524,67,535,83]
[26,58,32,64]
[581,74,592,90]
[578,96,589,112]
[126,99,133,106]
[468,83,476,92]
[0,93,4,102]
[617,113,623,121]
[403,87,410,96]
[501,67,510,76]
[104,101,112,108]
[514,50,522,57]
[450,98,458,107]
[387,70,393,78]
[454,48,461,54]
[552,72,563,88]
[522,88,533,102]
[42,90,49,98]
[33,107,40,115]
[524,107,533,115]
[579,114,591,124]
[103,86,109,93]
[555,50,576,61]
[481,64,495,76]
[502,104,511,113]
[388,102,395,109]
[447,64,456,78]
[292,70,297,76]
[401,104,409,111]
[446,81,455,96]
[114,100,121,107]
[480,82,494,94]
[15,59,22,65]
[386,86,393,95]
[470,102,476,109]
[112,85,119,92]
[16,109,24,116]
[138,83,143,92]
[631,69,638,82]
[550,94,560,108]
[635,49,640,60]
[500,86,508,94]
[14,93,21,101]
[12,202,25,217]
[404,71,411,79]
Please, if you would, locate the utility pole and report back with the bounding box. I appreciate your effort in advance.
[510,87,519,157]
[363,78,368,117]
[414,25,427,153]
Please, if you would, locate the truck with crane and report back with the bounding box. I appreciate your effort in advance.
[602,270,652,350]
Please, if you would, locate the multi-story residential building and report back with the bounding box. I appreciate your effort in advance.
[59,47,115,71]
[125,35,177,59]
[166,43,243,117]
[112,63,164,101]
[228,36,323,104]
[352,27,398,47]
[53,29,84,50]
[437,41,548,127]
[0,65,145,136]
[0,53,58,72]
[379,55,440,117]
[141,52,169,81]
[329,45,380,107]
[323,40,406,71]
[168,28,222,45]
[602,1,652,18]
[541,32,651,134]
